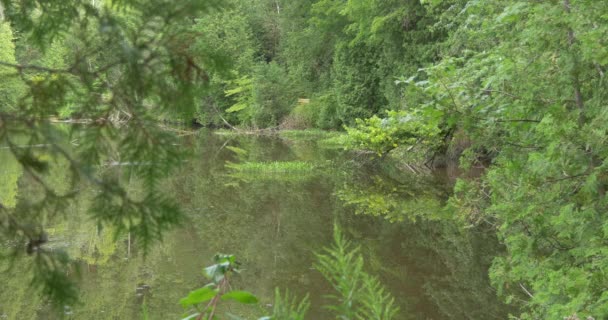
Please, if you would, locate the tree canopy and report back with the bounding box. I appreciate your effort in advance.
[1,0,607,319]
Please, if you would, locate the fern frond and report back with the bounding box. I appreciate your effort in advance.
[315,226,400,320]
[357,275,399,320]
[268,288,310,320]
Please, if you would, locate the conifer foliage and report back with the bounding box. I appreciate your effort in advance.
[1,0,608,318]
[0,0,223,305]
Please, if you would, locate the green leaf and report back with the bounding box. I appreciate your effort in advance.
[179,287,218,308]
[204,264,226,283]
[226,102,248,113]
[221,290,259,304]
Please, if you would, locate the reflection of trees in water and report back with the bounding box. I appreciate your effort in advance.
[421,224,516,320]
[333,166,515,319]
[0,134,166,319]
[0,132,514,319]
[178,154,334,316]
[335,215,514,319]
[336,174,446,222]
[201,134,514,319]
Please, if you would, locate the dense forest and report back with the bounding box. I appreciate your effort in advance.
[0,0,607,319]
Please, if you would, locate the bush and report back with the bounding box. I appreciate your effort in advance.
[280,93,348,130]
[221,62,297,128]
[280,101,319,129]
[345,110,442,156]
[249,62,296,128]
[315,93,341,130]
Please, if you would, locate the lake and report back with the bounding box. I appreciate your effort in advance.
[0,129,514,319]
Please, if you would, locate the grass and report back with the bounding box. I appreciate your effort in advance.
[213,128,346,142]
[225,161,317,182]
[278,129,343,140]
[226,161,315,174]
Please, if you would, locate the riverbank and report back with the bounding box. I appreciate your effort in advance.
[213,127,465,172]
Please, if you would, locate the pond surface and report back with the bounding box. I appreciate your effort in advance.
[0,130,514,319]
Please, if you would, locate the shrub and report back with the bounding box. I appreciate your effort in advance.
[249,62,296,128]
[345,110,442,156]
[315,93,341,130]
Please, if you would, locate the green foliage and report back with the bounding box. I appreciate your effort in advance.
[399,1,608,318]
[313,93,341,130]
[225,75,254,114]
[0,0,226,308]
[305,0,445,126]
[315,227,400,320]
[316,133,350,150]
[221,63,296,128]
[188,5,258,125]
[332,41,386,124]
[345,110,442,156]
[262,289,310,320]
[5,0,608,318]
[248,62,296,128]
[337,175,445,223]
[0,149,22,208]
[191,8,256,76]
[256,0,608,316]
[282,94,343,130]
[281,102,318,130]
[278,129,341,141]
[226,161,314,174]
[222,291,259,304]
[32,250,79,307]
[180,287,218,309]
[182,226,399,320]
[0,22,25,111]
[188,0,446,129]
[180,254,259,320]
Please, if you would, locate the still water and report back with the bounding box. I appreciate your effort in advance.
[0,130,513,319]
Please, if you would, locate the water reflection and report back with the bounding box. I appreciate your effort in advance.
[0,129,513,319]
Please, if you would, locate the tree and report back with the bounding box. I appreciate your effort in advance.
[0,21,25,110]
[0,0,224,306]
[387,1,608,318]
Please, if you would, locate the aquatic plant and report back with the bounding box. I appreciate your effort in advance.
[262,289,310,320]
[225,161,317,182]
[315,227,400,320]
[226,161,314,173]
[179,254,259,320]
[180,228,398,320]
[278,129,342,141]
